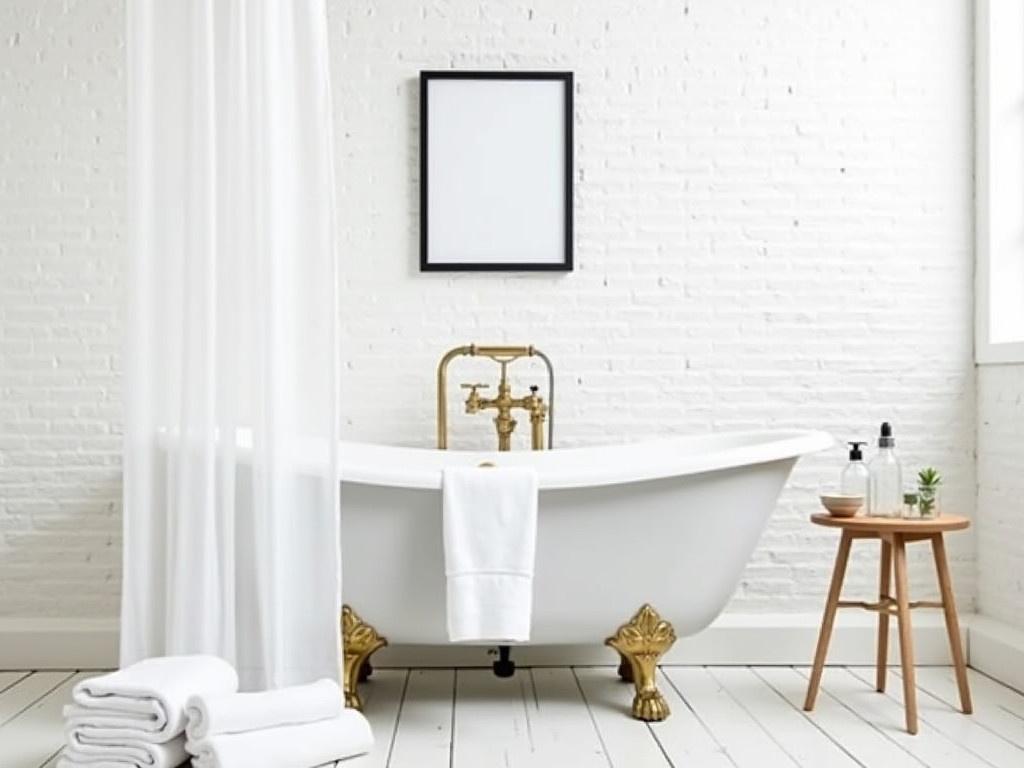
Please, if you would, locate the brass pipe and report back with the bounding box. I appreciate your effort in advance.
[532,349,555,449]
[473,345,534,359]
[436,345,473,449]
[530,407,545,450]
[493,363,516,452]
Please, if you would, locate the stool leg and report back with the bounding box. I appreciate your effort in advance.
[804,530,852,711]
[931,533,972,714]
[893,534,918,734]
[876,538,892,692]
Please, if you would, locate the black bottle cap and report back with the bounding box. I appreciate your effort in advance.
[847,441,866,461]
[879,421,895,448]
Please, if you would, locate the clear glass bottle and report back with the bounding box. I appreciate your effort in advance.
[918,484,940,518]
[902,492,919,519]
[868,422,903,518]
[840,441,869,501]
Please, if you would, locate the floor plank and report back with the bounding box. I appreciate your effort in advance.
[710,667,860,767]
[801,667,990,768]
[755,666,924,768]
[347,669,408,768]
[0,671,90,768]
[662,667,796,767]
[5,664,1024,768]
[573,667,669,768]
[964,669,1024,719]
[913,667,1024,749]
[388,669,454,768]
[451,668,538,768]
[852,667,1024,768]
[0,671,31,696]
[647,668,732,767]
[0,672,76,728]
[526,668,608,767]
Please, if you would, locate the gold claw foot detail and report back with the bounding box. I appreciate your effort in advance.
[341,604,387,711]
[605,603,677,722]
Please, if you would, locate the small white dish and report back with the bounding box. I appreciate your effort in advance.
[820,493,864,517]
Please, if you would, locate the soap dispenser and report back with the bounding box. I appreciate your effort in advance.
[841,441,869,499]
[868,422,903,518]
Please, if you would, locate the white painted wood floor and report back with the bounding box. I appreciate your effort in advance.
[2,666,1022,768]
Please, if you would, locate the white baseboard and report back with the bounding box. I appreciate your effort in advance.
[374,612,964,668]
[4,613,1020,686]
[0,618,120,669]
[0,611,976,670]
[965,614,1024,693]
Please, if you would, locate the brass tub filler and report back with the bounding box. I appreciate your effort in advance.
[436,344,555,451]
[341,344,679,721]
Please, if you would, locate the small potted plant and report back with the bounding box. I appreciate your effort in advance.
[917,468,942,518]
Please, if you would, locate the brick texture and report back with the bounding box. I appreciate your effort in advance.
[0,0,125,617]
[1,0,976,621]
[977,365,1024,630]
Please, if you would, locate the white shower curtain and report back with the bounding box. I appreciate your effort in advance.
[122,0,341,689]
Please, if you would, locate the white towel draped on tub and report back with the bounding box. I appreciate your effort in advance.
[442,466,539,642]
[184,678,342,742]
[64,656,238,743]
[186,712,374,768]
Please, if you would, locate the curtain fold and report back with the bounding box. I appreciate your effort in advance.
[123,0,341,690]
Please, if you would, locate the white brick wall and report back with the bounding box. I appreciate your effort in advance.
[977,365,1024,630]
[1,0,976,622]
[0,0,125,618]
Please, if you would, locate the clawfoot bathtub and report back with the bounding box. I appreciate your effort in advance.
[339,429,831,719]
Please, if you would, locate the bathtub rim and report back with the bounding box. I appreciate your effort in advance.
[158,428,833,491]
[338,429,833,491]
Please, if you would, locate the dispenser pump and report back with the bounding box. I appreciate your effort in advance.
[841,440,870,498]
[878,421,895,448]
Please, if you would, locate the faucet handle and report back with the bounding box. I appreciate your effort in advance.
[460,382,490,391]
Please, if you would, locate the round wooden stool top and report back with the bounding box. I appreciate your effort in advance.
[810,513,969,534]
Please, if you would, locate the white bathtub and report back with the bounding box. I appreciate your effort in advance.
[339,429,831,644]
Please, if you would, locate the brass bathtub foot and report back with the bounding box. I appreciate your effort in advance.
[605,603,677,722]
[341,604,387,711]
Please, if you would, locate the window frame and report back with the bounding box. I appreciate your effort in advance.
[976,0,1024,364]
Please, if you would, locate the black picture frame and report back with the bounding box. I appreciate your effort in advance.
[420,70,574,272]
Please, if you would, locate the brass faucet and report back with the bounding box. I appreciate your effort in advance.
[461,361,547,451]
[437,345,554,452]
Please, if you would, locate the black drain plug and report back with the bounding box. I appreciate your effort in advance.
[491,645,515,678]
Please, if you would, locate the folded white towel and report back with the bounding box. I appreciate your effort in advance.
[442,466,538,642]
[184,678,342,741]
[186,711,374,768]
[57,733,187,768]
[67,656,238,742]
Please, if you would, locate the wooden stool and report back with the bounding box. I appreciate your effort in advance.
[803,514,972,734]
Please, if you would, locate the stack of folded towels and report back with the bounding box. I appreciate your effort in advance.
[60,655,236,768]
[58,655,373,768]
